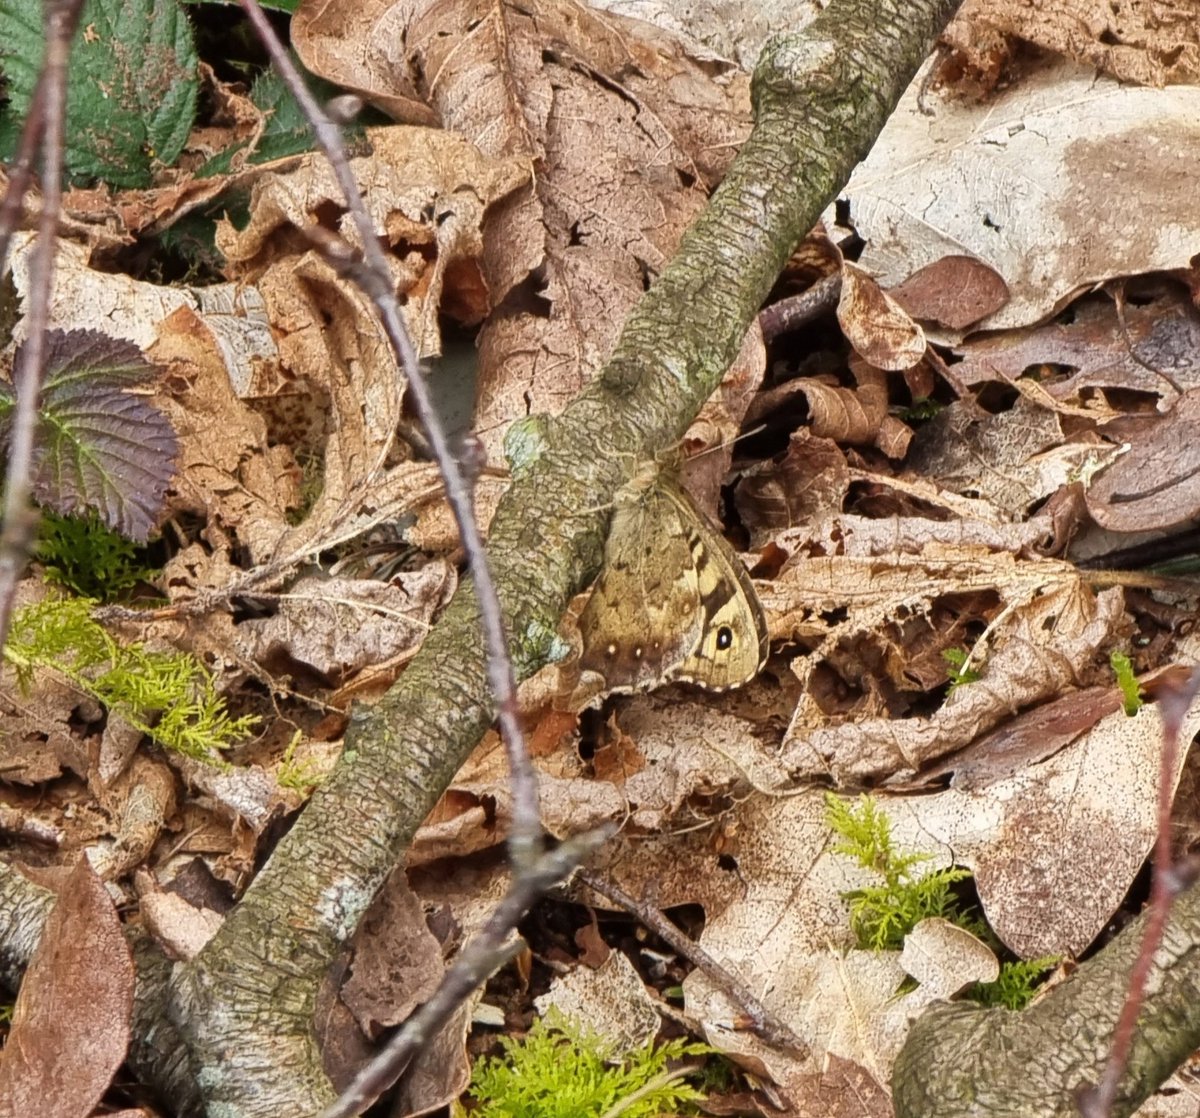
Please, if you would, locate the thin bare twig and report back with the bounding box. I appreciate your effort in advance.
[579,869,809,1055]
[237,0,543,870]
[0,0,88,648]
[318,829,610,1118]
[1078,667,1200,1118]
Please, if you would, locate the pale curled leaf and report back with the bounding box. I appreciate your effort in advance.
[900,918,998,999]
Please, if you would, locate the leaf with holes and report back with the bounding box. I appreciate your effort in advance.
[0,0,197,188]
[0,329,178,540]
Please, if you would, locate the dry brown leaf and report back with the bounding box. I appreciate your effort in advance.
[838,262,927,371]
[389,1001,474,1118]
[914,683,1125,791]
[87,754,177,880]
[735,431,851,547]
[235,565,455,687]
[779,575,1125,785]
[217,125,528,356]
[0,860,134,1118]
[534,951,660,1054]
[153,306,299,562]
[1087,388,1200,533]
[833,57,1200,333]
[906,395,1121,520]
[341,870,444,1038]
[878,677,1200,958]
[679,322,767,514]
[9,235,277,376]
[890,254,1010,330]
[797,1054,892,1118]
[293,0,750,462]
[0,673,90,785]
[952,287,1200,407]
[899,919,998,999]
[139,890,224,962]
[950,0,1200,87]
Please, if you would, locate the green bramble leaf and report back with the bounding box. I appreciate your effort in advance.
[0,329,179,540]
[0,0,198,187]
[197,66,322,178]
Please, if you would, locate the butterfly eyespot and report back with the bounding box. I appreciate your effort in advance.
[716,626,734,651]
[633,645,644,659]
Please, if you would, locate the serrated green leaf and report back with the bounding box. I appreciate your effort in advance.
[0,329,178,540]
[0,0,198,187]
[197,66,337,178]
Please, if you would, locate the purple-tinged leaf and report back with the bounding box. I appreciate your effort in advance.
[0,330,178,541]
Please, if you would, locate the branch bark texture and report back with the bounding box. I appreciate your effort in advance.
[893,879,1200,1118]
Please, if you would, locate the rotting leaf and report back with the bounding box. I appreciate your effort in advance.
[0,858,134,1118]
[889,254,1009,331]
[837,262,927,371]
[1087,388,1200,533]
[835,57,1200,332]
[0,329,178,540]
[947,0,1200,87]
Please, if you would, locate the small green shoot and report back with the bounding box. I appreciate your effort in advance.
[466,1014,709,1118]
[36,510,158,602]
[1110,651,1144,716]
[943,647,982,691]
[826,793,974,951]
[277,731,325,794]
[968,956,1060,1011]
[4,596,256,765]
[897,397,942,422]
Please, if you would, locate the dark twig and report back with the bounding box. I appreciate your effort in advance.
[237,0,543,870]
[318,829,610,1118]
[757,273,841,344]
[1077,667,1200,1118]
[579,869,809,1056]
[0,63,47,275]
[0,0,87,648]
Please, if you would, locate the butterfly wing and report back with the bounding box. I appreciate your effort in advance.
[578,487,705,692]
[664,484,769,691]
[578,477,768,694]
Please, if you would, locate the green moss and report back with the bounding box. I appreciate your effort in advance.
[465,1014,709,1118]
[5,596,256,765]
[36,510,158,602]
[826,793,975,951]
[826,794,1057,1008]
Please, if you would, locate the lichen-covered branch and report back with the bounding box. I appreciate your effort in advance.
[893,877,1200,1118]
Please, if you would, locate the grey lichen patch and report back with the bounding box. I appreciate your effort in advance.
[504,414,553,478]
[316,880,379,942]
